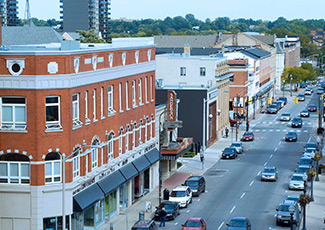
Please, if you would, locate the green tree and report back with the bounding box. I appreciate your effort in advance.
[75,30,106,43]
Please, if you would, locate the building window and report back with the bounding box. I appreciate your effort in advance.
[138,122,142,144]
[45,96,61,130]
[145,77,148,103]
[93,89,97,122]
[150,115,154,139]
[132,123,136,148]
[125,126,130,152]
[150,75,154,102]
[107,85,114,115]
[122,52,126,66]
[119,130,123,155]
[107,133,114,160]
[132,80,137,108]
[85,91,90,124]
[45,152,61,184]
[72,94,82,128]
[100,87,104,119]
[200,67,206,76]
[0,97,26,130]
[180,67,186,76]
[135,51,139,64]
[109,53,114,68]
[0,153,30,184]
[144,119,148,142]
[119,83,123,112]
[91,140,99,169]
[138,79,143,105]
[72,149,80,178]
[125,82,129,110]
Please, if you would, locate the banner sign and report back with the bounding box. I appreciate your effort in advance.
[167,90,177,121]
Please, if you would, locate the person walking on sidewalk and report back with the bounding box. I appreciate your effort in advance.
[225,127,229,138]
[159,207,167,227]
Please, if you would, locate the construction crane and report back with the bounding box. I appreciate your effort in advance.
[24,0,31,24]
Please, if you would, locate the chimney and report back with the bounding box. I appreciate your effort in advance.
[184,44,190,57]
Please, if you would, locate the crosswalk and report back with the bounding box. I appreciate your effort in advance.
[252,121,314,125]
[252,129,308,133]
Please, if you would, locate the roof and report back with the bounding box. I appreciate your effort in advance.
[186,176,203,181]
[240,48,271,60]
[172,185,189,191]
[2,25,63,46]
[132,220,154,228]
[251,35,275,46]
[156,47,220,56]
[230,217,247,221]
[186,217,202,221]
[154,35,218,48]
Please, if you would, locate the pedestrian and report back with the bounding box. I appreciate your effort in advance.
[159,207,167,227]
[247,122,250,131]
[225,127,229,138]
[317,136,321,148]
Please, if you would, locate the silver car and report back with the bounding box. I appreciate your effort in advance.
[280,113,291,121]
[230,142,244,154]
[288,174,304,190]
[261,166,278,181]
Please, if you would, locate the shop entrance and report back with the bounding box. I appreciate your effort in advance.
[105,190,117,219]
[144,168,150,193]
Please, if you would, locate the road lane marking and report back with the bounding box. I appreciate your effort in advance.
[230,206,236,213]
[257,171,261,176]
[218,222,224,230]
[278,142,281,145]
[269,129,274,132]
[270,154,273,158]
[249,181,254,186]
[187,210,190,213]
[276,129,281,132]
[264,162,268,166]
[274,147,278,152]
[308,136,312,142]
[175,222,178,225]
[240,192,246,199]
[198,199,200,201]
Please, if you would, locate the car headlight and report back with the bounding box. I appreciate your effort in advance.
[277,215,282,218]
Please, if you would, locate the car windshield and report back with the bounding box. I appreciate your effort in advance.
[279,97,286,101]
[185,181,198,187]
[279,205,290,212]
[287,132,296,135]
[291,176,304,181]
[231,143,241,147]
[286,197,298,202]
[309,105,316,108]
[306,143,316,148]
[305,149,315,153]
[300,159,311,164]
[170,191,185,197]
[269,105,277,108]
[298,94,304,97]
[297,167,309,173]
[245,132,253,136]
[229,219,246,227]
[162,203,174,211]
[185,220,201,227]
[263,168,275,173]
[224,148,234,153]
[301,110,308,113]
[282,113,290,117]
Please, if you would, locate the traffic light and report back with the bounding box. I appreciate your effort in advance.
[268,97,272,104]
[294,97,298,104]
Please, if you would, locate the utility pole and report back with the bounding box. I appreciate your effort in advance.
[235,95,240,141]
[202,98,207,170]
[246,96,249,131]
[253,96,256,120]
[318,95,322,130]
[290,75,293,97]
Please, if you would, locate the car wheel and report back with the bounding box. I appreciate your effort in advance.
[276,220,280,226]
[190,198,192,203]
[202,186,206,193]
[171,213,175,220]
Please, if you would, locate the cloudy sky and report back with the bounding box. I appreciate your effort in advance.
[18,0,325,21]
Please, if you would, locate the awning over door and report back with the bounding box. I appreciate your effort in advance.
[119,163,139,180]
[145,148,160,164]
[97,170,126,195]
[73,183,104,212]
[132,155,151,172]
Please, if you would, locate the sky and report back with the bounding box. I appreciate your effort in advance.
[18,0,325,21]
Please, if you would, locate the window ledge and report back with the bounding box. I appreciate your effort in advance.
[139,103,144,106]
[93,119,98,123]
[72,125,82,130]
[101,116,106,120]
[133,105,138,109]
[151,100,154,102]
[0,129,27,133]
[126,108,130,111]
[45,128,63,133]
[108,112,116,118]
[119,110,124,113]
[146,101,149,104]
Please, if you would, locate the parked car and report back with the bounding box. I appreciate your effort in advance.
[284,195,300,209]
[291,117,302,128]
[230,142,244,153]
[298,94,305,101]
[307,87,313,93]
[300,109,310,117]
[261,166,278,181]
[280,113,291,121]
[295,165,310,181]
[183,175,206,197]
[308,104,317,112]
[169,186,192,208]
[276,201,300,226]
[267,104,278,114]
[226,217,251,230]
[300,82,307,88]
[303,148,316,158]
[182,217,207,230]
[285,131,297,142]
[304,89,312,95]
[222,147,238,159]
[131,220,158,230]
[298,157,313,168]
[288,174,305,190]
[272,102,281,111]
[154,201,180,221]
[304,142,318,151]
[278,97,287,105]
[317,88,324,94]
[241,132,254,141]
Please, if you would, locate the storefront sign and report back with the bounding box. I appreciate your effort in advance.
[145,143,156,152]
[163,121,183,129]
[167,90,177,121]
[73,177,96,195]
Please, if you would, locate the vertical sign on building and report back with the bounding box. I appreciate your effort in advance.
[167,90,177,121]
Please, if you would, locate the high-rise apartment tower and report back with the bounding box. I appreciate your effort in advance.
[0,0,19,26]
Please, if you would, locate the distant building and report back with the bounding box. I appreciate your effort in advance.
[284,35,301,68]
[0,0,19,26]
[60,0,112,41]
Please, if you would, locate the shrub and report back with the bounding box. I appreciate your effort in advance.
[183,151,196,158]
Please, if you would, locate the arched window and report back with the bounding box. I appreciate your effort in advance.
[91,140,99,169]
[132,123,137,148]
[139,120,143,144]
[72,148,80,179]
[118,128,123,155]
[125,125,130,152]
[45,152,61,184]
[107,132,114,160]
[0,153,30,184]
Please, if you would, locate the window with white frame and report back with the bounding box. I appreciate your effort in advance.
[72,149,80,178]
[109,53,114,68]
[85,91,90,124]
[125,126,130,152]
[93,89,97,121]
[200,67,206,76]
[180,67,186,76]
[45,96,61,130]
[125,82,129,110]
[119,83,123,112]
[144,119,148,142]
[107,85,114,115]
[100,87,104,119]
[132,124,136,148]
[107,133,114,160]
[91,140,99,169]
[150,115,154,139]
[0,153,30,184]
[150,75,154,102]
[138,122,142,144]
[132,80,137,107]
[119,130,123,155]
[138,78,143,105]
[145,77,148,103]
[0,97,26,130]
[72,94,82,127]
[45,152,61,183]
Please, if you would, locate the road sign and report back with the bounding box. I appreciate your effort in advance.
[163,121,183,129]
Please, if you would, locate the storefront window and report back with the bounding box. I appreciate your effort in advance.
[71,213,83,230]
[84,200,104,229]
[105,190,117,218]
[84,206,94,227]
[43,216,69,230]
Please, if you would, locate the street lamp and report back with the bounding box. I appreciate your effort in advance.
[290,75,293,97]
[289,202,295,230]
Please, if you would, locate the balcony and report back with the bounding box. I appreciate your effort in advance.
[160,138,193,160]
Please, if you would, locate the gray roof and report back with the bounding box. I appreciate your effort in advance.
[154,35,218,48]
[251,35,275,47]
[156,47,220,56]
[62,32,82,40]
[2,24,63,46]
[240,48,271,60]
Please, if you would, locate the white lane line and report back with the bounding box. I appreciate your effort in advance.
[270,154,273,158]
[198,198,200,201]
[276,129,281,132]
[218,222,224,230]
[230,206,236,213]
[257,171,261,176]
[263,129,267,132]
[174,222,178,225]
[308,136,312,142]
[278,142,281,145]
[249,180,254,186]
[274,147,278,152]
[240,192,246,199]
[304,130,308,133]
[264,162,268,166]
[269,129,274,132]
[187,210,190,213]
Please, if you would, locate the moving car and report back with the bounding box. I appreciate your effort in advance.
[267,104,278,114]
[275,101,284,108]
[291,117,302,128]
[226,217,251,230]
[300,82,307,88]
[241,132,254,141]
[183,176,206,197]
[221,147,238,159]
[285,131,297,142]
[298,157,312,168]
[280,113,291,121]
[300,109,310,117]
[169,186,192,208]
[317,88,324,94]
[284,195,300,208]
[276,201,300,226]
[261,166,278,181]
[304,89,312,95]
[154,201,180,221]
[307,87,313,93]
[131,220,158,230]
[308,104,317,112]
[295,165,310,181]
[298,94,305,101]
[230,142,244,153]
[288,174,305,190]
[278,97,287,105]
[182,218,207,230]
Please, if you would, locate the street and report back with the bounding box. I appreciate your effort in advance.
[156,90,320,229]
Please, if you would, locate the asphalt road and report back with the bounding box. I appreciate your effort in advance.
[155,88,321,230]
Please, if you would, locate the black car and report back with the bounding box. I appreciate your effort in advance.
[291,117,302,128]
[154,201,180,221]
[222,147,238,159]
[285,131,297,142]
[278,97,287,105]
[132,220,158,230]
[184,175,206,196]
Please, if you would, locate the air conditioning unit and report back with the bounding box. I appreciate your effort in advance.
[156,79,164,88]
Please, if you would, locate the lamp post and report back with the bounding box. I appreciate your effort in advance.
[235,94,240,141]
[282,80,285,97]
[202,98,207,170]
[310,170,315,202]
[290,75,293,97]
[289,203,295,230]
[301,186,307,230]
[246,96,249,131]
[253,96,256,120]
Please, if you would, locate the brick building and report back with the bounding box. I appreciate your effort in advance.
[0,38,158,230]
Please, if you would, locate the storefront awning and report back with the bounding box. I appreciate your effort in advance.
[119,163,139,180]
[73,183,105,212]
[97,170,126,195]
[132,155,151,172]
[145,148,160,164]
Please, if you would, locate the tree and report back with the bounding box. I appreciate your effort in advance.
[75,30,106,43]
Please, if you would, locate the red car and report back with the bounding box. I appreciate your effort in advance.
[182,217,207,230]
[241,132,254,141]
[308,104,317,112]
